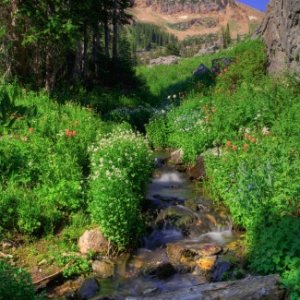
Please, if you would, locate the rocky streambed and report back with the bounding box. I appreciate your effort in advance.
[48,152,284,300]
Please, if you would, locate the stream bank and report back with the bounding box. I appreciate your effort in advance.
[49,152,248,299]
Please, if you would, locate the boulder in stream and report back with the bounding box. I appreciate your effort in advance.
[92,260,114,278]
[167,241,222,267]
[77,278,100,300]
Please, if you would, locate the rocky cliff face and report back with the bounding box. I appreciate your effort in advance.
[257,0,300,75]
[143,0,235,14]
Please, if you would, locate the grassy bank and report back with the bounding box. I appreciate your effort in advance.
[146,39,300,298]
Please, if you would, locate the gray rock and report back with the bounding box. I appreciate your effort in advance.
[195,45,220,56]
[193,64,211,77]
[256,0,300,75]
[77,278,99,300]
[211,260,233,282]
[149,56,180,66]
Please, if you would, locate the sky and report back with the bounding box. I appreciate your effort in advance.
[238,0,270,11]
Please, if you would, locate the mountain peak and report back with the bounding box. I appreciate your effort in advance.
[131,0,264,41]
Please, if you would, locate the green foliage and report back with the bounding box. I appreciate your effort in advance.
[56,255,91,278]
[0,85,107,235]
[0,260,39,300]
[145,39,300,297]
[88,128,153,248]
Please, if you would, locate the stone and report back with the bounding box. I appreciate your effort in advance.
[167,241,222,266]
[169,149,184,165]
[155,205,197,234]
[256,0,300,75]
[145,262,176,279]
[196,255,217,272]
[78,228,109,255]
[195,45,220,57]
[211,57,234,74]
[193,64,211,77]
[77,278,99,300]
[149,56,181,66]
[92,260,114,278]
[187,156,205,180]
[212,260,233,282]
[126,275,285,300]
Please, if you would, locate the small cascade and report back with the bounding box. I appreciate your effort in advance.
[85,153,239,299]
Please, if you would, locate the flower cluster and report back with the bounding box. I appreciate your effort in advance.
[65,128,77,137]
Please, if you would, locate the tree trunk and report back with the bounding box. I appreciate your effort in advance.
[112,0,118,62]
[104,14,110,58]
[83,22,88,79]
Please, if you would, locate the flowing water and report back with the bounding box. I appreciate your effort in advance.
[88,153,238,299]
[52,154,239,299]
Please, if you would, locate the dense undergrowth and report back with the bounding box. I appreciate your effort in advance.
[146,39,300,298]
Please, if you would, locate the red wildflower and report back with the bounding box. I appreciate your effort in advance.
[225,140,232,147]
[232,145,238,151]
[243,143,249,151]
[66,129,77,137]
[28,127,34,134]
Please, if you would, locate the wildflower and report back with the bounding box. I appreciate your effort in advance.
[250,137,256,143]
[243,143,249,151]
[65,129,77,137]
[232,145,238,151]
[28,127,34,133]
[173,94,177,99]
[225,140,232,147]
[262,126,270,136]
[167,95,171,99]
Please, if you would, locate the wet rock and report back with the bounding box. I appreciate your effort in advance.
[167,241,222,266]
[212,260,233,282]
[193,64,211,77]
[126,275,285,300]
[154,157,165,168]
[187,156,205,180]
[78,228,108,255]
[77,278,99,300]
[195,256,217,272]
[169,149,184,165]
[145,262,176,279]
[149,56,180,66]
[156,205,197,233]
[143,287,159,295]
[92,260,114,278]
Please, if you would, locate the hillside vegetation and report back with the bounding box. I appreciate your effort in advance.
[1,39,300,299]
[146,39,300,299]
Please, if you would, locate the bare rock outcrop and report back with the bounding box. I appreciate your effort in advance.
[143,0,236,14]
[257,0,300,75]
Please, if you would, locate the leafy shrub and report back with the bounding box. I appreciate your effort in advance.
[88,128,153,248]
[0,260,39,300]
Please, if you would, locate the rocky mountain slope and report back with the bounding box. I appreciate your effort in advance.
[130,0,264,40]
[257,0,300,75]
